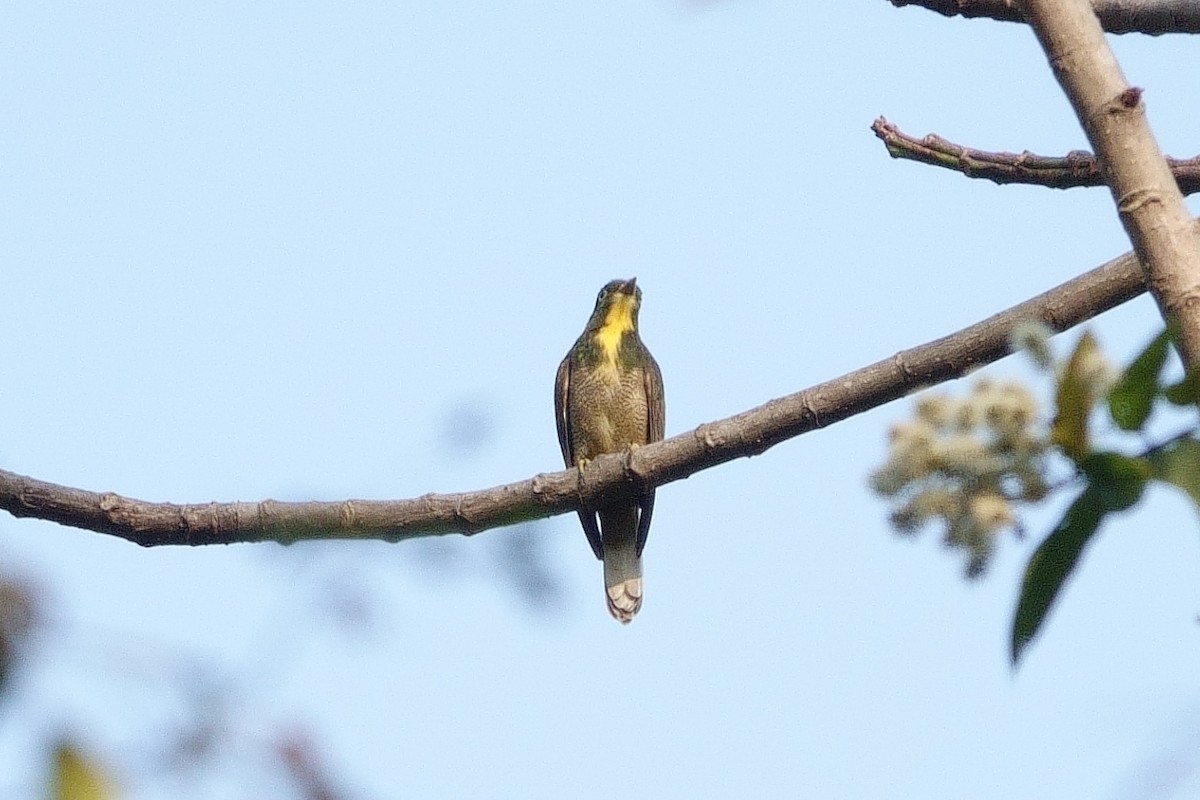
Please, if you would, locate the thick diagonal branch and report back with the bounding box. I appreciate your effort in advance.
[888,0,1200,35]
[872,117,1200,195]
[1023,0,1200,368]
[0,250,1147,547]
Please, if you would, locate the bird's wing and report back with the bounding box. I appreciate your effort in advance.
[553,355,574,468]
[644,352,666,444]
[636,351,666,555]
[556,353,604,560]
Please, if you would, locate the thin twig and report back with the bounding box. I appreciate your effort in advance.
[872,117,1200,195]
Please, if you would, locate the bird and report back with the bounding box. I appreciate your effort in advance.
[555,278,665,624]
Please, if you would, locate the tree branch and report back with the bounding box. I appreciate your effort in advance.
[872,117,1200,195]
[887,0,1200,35]
[0,249,1148,547]
[1022,0,1200,368]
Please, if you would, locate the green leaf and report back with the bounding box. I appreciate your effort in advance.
[1011,452,1147,666]
[1080,451,1150,512]
[1052,331,1100,462]
[1011,485,1107,666]
[1149,437,1200,509]
[1163,371,1200,406]
[1108,328,1171,431]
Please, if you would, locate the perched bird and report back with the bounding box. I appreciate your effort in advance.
[555,278,665,624]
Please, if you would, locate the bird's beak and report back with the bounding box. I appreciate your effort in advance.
[620,277,638,294]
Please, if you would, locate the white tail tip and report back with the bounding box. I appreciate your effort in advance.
[606,577,643,624]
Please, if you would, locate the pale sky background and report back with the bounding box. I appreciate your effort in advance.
[3,2,1200,798]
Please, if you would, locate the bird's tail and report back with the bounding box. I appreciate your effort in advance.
[600,505,643,624]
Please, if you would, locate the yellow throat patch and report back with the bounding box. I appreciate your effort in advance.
[594,294,636,366]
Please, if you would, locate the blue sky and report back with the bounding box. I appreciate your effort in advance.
[3,2,1200,798]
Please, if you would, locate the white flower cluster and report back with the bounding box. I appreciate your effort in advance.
[870,379,1048,577]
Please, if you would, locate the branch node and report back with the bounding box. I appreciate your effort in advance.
[694,424,721,451]
[453,495,475,528]
[340,500,357,529]
[624,449,651,489]
[1118,86,1143,108]
[1117,187,1163,216]
[891,353,917,382]
[799,390,823,430]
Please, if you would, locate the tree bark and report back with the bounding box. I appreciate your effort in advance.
[1022,0,1200,369]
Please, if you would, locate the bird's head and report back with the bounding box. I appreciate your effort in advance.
[587,277,642,334]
